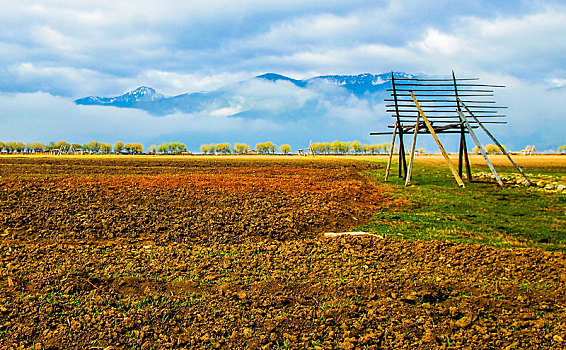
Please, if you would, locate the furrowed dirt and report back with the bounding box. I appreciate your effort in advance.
[0,157,565,349]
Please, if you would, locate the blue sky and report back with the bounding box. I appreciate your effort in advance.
[0,0,565,151]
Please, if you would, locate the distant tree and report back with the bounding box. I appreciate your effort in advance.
[15,142,25,153]
[558,144,566,153]
[0,141,4,153]
[222,143,232,154]
[5,142,16,153]
[376,144,384,154]
[331,140,340,154]
[383,143,392,153]
[157,143,169,154]
[369,144,378,155]
[179,143,187,152]
[351,141,361,154]
[280,144,291,154]
[234,143,250,154]
[114,141,124,154]
[418,147,425,155]
[340,141,350,154]
[362,144,370,154]
[88,141,100,153]
[168,142,180,154]
[132,143,144,154]
[214,143,231,154]
[71,143,82,152]
[100,143,113,154]
[261,141,276,154]
[255,143,265,154]
[485,144,503,154]
[147,145,158,154]
[200,144,218,154]
[55,141,71,153]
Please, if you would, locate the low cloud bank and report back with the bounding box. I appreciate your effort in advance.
[0,75,563,153]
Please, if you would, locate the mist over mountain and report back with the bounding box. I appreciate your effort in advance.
[75,72,414,118]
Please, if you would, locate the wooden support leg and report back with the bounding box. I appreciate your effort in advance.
[384,122,398,182]
[411,92,465,188]
[398,126,406,178]
[463,138,473,181]
[401,137,407,179]
[458,98,533,186]
[405,118,421,186]
[458,125,465,178]
[457,110,504,187]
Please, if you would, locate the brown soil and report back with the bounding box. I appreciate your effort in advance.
[412,154,566,170]
[0,157,565,349]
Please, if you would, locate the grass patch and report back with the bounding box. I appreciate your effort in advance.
[359,159,566,251]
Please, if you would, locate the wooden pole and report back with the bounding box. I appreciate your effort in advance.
[453,71,465,180]
[458,128,465,178]
[457,110,504,187]
[405,116,421,186]
[384,121,398,181]
[391,73,407,179]
[463,137,473,180]
[399,130,407,179]
[458,98,533,185]
[410,92,465,188]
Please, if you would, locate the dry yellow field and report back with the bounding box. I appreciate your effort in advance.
[411,154,566,169]
[2,153,565,170]
[341,154,565,170]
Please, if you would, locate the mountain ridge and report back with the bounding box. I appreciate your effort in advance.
[75,72,414,116]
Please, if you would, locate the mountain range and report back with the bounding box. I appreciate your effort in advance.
[75,72,414,117]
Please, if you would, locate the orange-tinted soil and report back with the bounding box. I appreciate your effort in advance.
[0,157,564,349]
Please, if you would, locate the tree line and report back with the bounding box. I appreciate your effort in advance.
[311,141,391,154]
[147,142,187,154]
[10,139,560,155]
[198,141,390,154]
[0,140,145,154]
[200,142,288,154]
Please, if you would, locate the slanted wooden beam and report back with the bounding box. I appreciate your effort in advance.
[458,98,533,185]
[384,121,398,181]
[398,126,407,178]
[410,92,465,188]
[462,127,473,180]
[405,117,421,186]
[457,110,504,187]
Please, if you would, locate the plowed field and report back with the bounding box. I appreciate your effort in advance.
[1,157,565,349]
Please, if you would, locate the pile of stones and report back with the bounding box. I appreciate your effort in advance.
[473,172,566,192]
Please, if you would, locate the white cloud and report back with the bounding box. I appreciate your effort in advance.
[0,92,279,144]
[548,78,566,89]
[134,70,250,95]
[209,106,244,117]
[230,79,317,113]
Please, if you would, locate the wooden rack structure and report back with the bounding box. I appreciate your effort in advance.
[371,72,532,187]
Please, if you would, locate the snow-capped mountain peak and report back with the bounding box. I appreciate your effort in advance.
[75,86,165,107]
